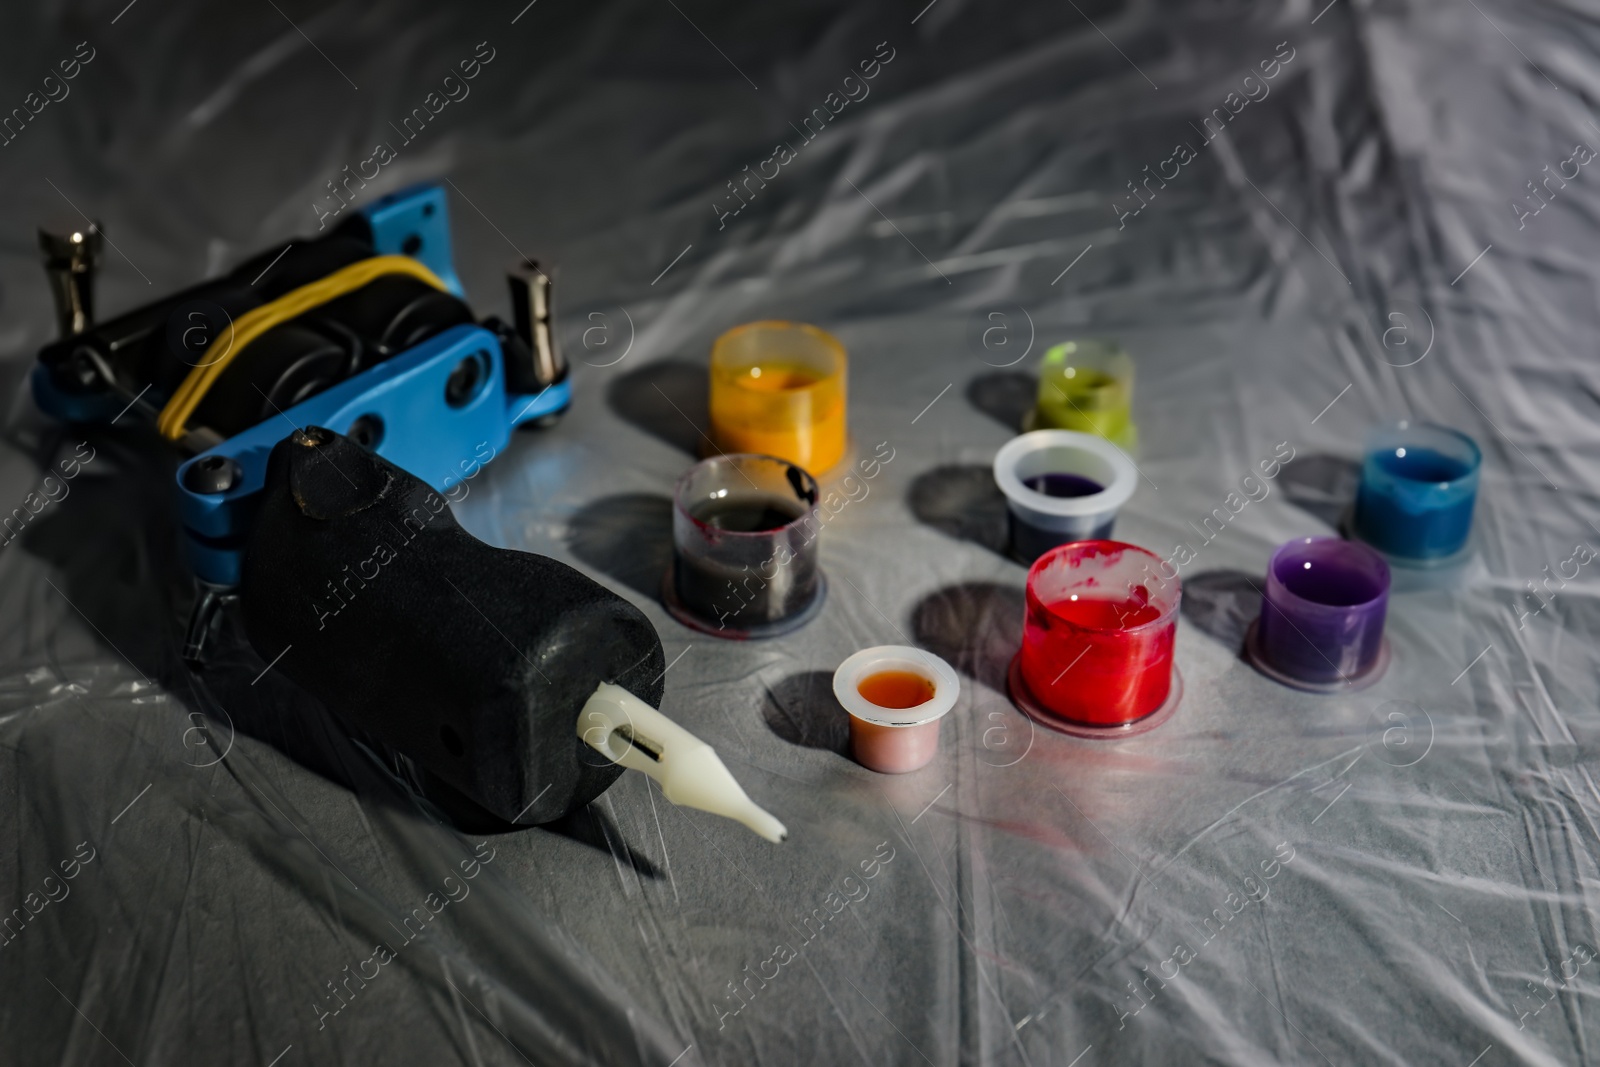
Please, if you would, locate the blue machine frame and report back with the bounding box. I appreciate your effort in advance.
[362,184,465,298]
[176,324,568,587]
[32,183,569,588]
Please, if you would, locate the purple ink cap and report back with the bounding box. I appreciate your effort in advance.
[1246,536,1391,691]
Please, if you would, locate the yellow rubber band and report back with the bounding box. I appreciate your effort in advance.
[156,255,451,441]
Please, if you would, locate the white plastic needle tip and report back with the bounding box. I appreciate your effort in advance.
[577,682,787,843]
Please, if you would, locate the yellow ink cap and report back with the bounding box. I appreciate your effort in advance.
[1031,340,1138,452]
[709,321,847,474]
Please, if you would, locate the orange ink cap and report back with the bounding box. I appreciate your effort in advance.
[709,321,847,474]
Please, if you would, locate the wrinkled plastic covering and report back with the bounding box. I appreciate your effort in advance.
[1,0,1596,1063]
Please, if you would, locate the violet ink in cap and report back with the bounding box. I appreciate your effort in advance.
[1246,536,1391,691]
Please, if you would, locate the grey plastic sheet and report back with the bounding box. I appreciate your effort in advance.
[2,0,1598,1063]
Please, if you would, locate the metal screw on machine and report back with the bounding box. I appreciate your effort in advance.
[184,454,241,495]
[39,223,103,339]
[508,260,566,390]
